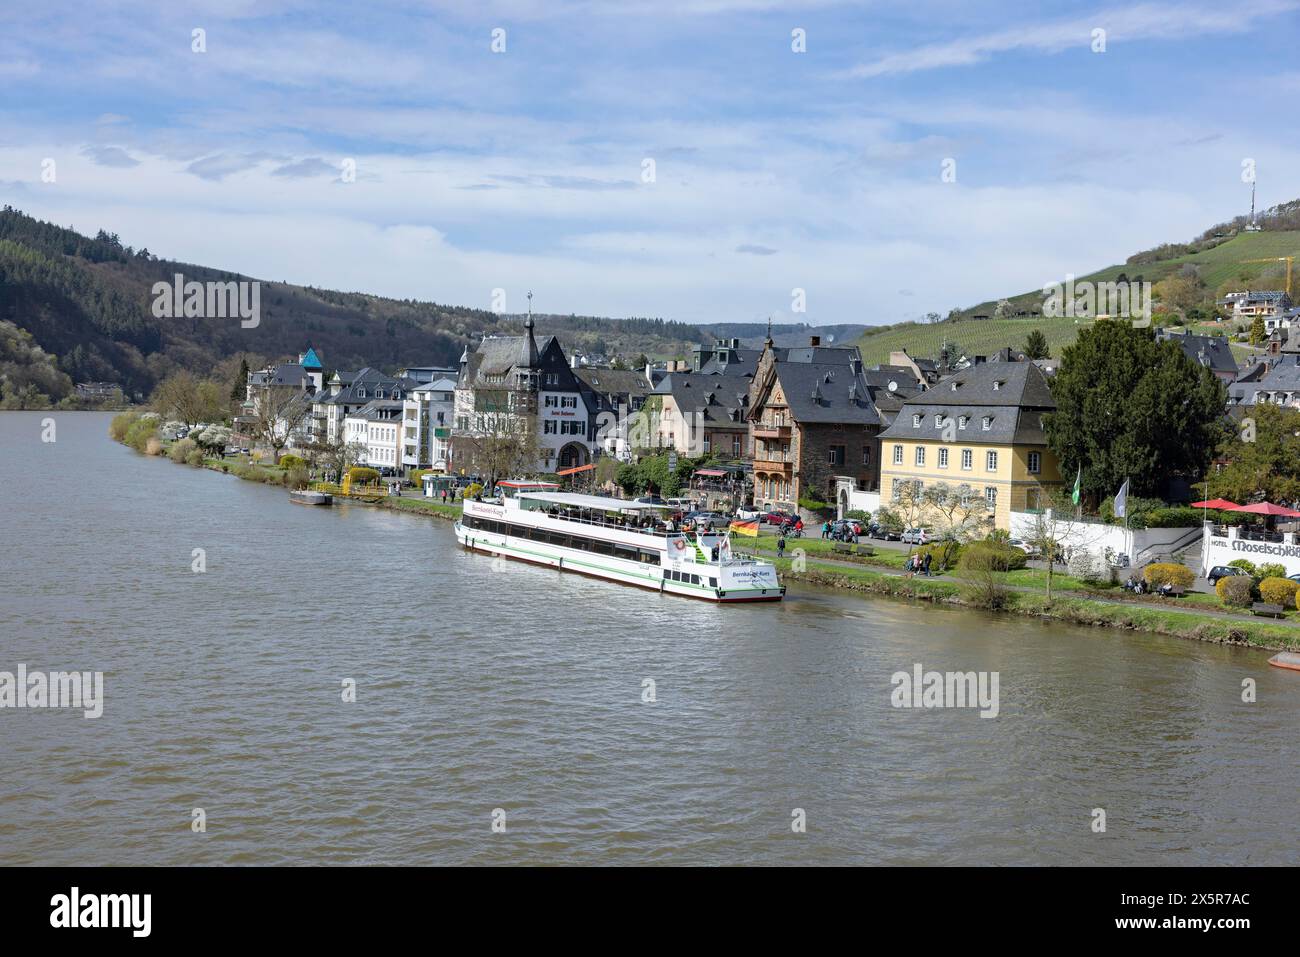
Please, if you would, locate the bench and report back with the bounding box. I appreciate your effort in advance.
[1252,602,1286,618]
[832,542,854,556]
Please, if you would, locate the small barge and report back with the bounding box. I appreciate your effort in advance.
[289,489,333,506]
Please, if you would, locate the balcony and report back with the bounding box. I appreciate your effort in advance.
[753,424,791,440]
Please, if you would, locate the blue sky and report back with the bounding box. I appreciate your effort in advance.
[2,0,1299,327]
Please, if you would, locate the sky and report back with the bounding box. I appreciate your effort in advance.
[2,0,1299,328]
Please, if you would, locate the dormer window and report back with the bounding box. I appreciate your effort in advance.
[982,416,992,431]
[993,380,1003,391]
[933,414,943,428]
[912,414,922,427]
[958,415,968,430]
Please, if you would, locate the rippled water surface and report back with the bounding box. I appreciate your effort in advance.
[1,412,1297,865]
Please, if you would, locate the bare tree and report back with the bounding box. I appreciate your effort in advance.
[922,482,994,570]
[452,388,540,488]
[151,371,226,428]
[1020,488,1108,601]
[249,386,312,460]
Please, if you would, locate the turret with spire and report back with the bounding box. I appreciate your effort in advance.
[520,290,539,369]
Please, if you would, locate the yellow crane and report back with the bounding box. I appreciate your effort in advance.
[1242,256,1295,298]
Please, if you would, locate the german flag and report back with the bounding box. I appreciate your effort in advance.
[729,519,759,537]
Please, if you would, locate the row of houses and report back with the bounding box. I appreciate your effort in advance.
[239,319,1077,527]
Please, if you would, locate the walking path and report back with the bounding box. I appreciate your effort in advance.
[767,540,1300,629]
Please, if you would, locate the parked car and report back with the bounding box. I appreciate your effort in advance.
[735,505,766,521]
[1007,538,1041,557]
[684,511,729,530]
[829,519,862,539]
[764,509,796,526]
[1208,565,1247,585]
[900,528,932,545]
[868,523,901,541]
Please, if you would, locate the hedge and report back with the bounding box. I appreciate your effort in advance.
[346,467,380,484]
[960,541,1027,571]
[278,454,306,470]
[1259,577,1300,609]
[1143,562,1194,588]
[1216,575,1255,608]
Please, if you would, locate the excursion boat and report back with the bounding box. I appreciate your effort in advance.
[455,481,784,602]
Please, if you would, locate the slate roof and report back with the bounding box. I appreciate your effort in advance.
[878,361,1055,445]
[316,368,415,404]
[695,346,763,375]
[249,363,309,388]
[1230,355,1300,404]
[469,333,552,379]
[1160,331,1239,376]
[574,368,652,400]
[654,373,749,425]
[770,360,882,425]
[346,400,404,422]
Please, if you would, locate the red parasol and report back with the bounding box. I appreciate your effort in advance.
[1226,502,1300,517]
[1190,498,1239,510]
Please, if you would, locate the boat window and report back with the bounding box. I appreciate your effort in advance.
[591,539,614,556]
[640,550,660,564]
[549,532,569,548]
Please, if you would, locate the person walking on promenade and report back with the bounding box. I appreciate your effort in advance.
[922,552,932,577]
[777,534,787,559]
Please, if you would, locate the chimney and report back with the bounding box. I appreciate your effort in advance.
[810,335,821,347]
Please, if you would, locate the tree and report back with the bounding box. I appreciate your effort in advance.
[1024,329,1050,360]
[921,482,993,568]
[231,358,250,402]
[151,371,226,428]
[249,385,312,459]
[1045,321,1226,502]
[1019,488,1108,602]
[1250,315,1266,345]
[889,480,929,554]
[1210,405,1300,505]
[452,388,541,488]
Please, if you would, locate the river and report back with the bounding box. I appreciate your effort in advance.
[1,411,1296,865]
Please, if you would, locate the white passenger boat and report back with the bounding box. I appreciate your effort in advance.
[455,481,784,602]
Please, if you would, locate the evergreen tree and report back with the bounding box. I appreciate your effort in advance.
[1024,329,1050,360]
[1045,321,1226,501]
[232,358,250,402]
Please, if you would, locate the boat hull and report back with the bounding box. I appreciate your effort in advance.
[455,522,783,602]
[1268,652,1300,672]
[290,490,332,506]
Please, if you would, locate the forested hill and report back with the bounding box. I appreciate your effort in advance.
[0,206,709,405]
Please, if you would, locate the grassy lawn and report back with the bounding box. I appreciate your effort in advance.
[383,497,460,520]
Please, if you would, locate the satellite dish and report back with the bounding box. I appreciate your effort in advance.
[888,380,897,392]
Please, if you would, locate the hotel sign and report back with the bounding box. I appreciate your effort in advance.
[1221,537,1300,559]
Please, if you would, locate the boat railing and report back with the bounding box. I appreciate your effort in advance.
[521,506,680,538]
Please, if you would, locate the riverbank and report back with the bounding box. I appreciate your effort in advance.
[109,423,1300,653]
[776,557,1300,652]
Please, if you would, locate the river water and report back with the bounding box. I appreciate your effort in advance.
[1,412,1296,865]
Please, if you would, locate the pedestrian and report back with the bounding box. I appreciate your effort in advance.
[922,552,932,577]
[822,521,830,540]
[777,535,786,559]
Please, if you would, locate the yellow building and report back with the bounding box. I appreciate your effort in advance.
[876,362,1062,530]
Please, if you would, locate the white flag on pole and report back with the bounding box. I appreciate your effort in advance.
[1114,478,1130,519]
